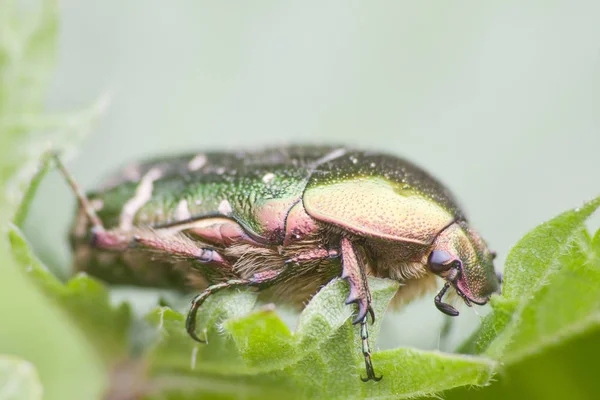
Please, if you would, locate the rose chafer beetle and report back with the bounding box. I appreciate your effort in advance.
[56,146,500,382]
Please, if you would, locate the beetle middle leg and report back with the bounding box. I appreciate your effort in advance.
[340,237,381,382]
[185,269,283,343]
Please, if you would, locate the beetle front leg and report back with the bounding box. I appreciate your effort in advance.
[186,269,283,343]
[340,237,381,382]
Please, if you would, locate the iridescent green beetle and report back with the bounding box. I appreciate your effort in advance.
[57,146,500,382]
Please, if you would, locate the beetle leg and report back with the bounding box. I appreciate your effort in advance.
[434,283,459,317]
[340,237,381,382]
[185,269,283,343]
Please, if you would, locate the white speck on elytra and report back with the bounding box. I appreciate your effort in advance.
[262,172,275,184]
[174,199,191,220]
[218,199,232,215]
[119,167,163,230]
[187,154,207,171]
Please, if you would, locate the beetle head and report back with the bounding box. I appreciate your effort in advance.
[427,221,500,316]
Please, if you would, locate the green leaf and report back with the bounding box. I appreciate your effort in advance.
[459,196,600,362]
[0,0,107,218]
[142,278,496,399]
[0,2,113,400]
[0,355,43,400]
[11,151,52,229]
[502,197,600,300]
[8,226,132,363]
[7,147,131,364]
[494,230,600,363]
[0,0,58,200]
[439,326,600,400]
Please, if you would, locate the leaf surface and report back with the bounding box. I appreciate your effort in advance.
[143,278,497,399]
[459,197,600,365]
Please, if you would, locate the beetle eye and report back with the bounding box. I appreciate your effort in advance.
[427,250,455,274]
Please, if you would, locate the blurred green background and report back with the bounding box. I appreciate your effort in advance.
[2,1,600,399]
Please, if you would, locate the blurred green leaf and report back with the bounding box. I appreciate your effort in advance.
[0,355,43,400]
[11,151,52,228]
[8,226,132,364]
[438,326,600,400]
[7,147,129,365]
[0,0,58,204]
[0,0,108,215]
[142,278,496,399]
[0,1,112,400]
[7,156,132,364]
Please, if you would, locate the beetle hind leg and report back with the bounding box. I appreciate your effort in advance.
[340,237,382,382]
[186,279,250,343]
[186,269,284,343]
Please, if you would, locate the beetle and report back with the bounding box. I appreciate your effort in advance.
[56,146,500,382]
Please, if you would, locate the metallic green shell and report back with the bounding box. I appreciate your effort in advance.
[88,146,464,244]
[90,147,322,242]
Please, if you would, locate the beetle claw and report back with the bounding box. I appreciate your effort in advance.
[351,303,375,325]
[352,301,368,325]
[361,352,383,382]
[361,374,383,382]
[368,305,376,324]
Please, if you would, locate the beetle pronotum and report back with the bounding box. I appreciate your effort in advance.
[55,146,500,382]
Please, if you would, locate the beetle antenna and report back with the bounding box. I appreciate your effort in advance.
[434,283,459,317]
[52,152,105,232]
